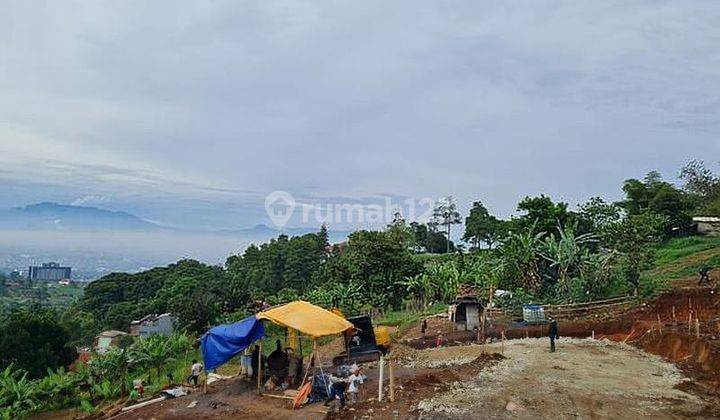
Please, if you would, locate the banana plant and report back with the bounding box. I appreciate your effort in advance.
[0,364,37,417]
[500,229,545,292]
[539,225,597,295]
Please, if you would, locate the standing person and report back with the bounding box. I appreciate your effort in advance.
[347,366,366,405]
[548,317,559,353]
[187,359,203,387]
[698,264,711,286]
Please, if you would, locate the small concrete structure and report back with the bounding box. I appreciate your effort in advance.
[129,313,175,338]
[451,285,484,331]
[694,216,720,236]
[94,330,128,353]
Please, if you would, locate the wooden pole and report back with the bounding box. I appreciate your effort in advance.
[300,340,317,388]
[257,339,263,394]
[695,318,700,339]
[378,354,384,402]
[657,314,662,334]
[480,307,487,353]
[672,306,676,323]
[203,377,208,395]
[591,330,595,340]
[389,360,395,402]
[501,330,505,355]
[688,311,693,334]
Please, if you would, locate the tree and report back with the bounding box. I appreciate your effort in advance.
[511,195,571,236]
[578,197,621,240]
[463,201,505,249]
[619,171,694,234]
[679,160,720,216]
[429,196,462,253]
[410,221,455,253]
[0,307,76,379]
[605,212,666,295]
[320,230,422,309]
[385,212,414,249]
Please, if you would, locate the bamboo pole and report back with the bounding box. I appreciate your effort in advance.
[389,360,395,402]
[501,330,505,355]
[299,340,316,388]
[378,354,385,402]
[480,307,487,353]
[257,339,263,394]
[688,311,693,334]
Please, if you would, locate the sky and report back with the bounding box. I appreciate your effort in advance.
[1,1,719,231]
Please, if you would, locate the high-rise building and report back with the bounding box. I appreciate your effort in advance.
[28,262,71,282]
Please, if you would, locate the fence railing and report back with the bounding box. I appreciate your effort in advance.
[487,295,635,319]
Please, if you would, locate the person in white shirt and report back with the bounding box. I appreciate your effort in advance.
[187,359,203,387]
[347,366,366,404]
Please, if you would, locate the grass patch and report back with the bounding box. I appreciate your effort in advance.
[653,236,720,267]
[644,235,720,284]
[374,302,446,337]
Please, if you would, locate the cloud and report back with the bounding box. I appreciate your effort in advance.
[0,1,718,228]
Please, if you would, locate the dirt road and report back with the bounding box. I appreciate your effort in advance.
[416,338,713,419]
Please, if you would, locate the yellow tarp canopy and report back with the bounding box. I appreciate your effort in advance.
[257,301,354,338]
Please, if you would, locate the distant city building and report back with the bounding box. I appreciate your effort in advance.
[9,269,24,283]
[28,262,71,282]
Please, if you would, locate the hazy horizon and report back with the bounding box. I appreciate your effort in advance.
[1,2,719,274]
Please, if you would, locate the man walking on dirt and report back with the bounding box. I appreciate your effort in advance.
[548,317,559,353]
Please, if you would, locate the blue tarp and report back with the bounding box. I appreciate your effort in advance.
[201,315,265,371]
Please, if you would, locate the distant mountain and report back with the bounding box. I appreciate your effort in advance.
[0,202,165,231]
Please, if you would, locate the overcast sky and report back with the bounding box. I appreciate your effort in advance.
[1,1,719,230]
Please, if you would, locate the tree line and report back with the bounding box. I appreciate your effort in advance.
[1,159,719,416]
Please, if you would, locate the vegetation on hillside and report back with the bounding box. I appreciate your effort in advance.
[2,160,720,417]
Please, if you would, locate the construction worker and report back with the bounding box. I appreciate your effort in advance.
[548,317,559,353]
[698,264,711,286]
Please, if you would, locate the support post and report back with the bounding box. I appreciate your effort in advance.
[695,318,700,339]
[591,330,595,340]
[689,311,693,334]
[672,306,676,323]
[257,339,263,394]
[501,330,505,355]
[300,340,316,388]
[389,360,395,402]
[378,354,384,402]
[657,314,662,334]
[480,307,487,353]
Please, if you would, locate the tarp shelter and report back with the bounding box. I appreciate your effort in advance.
[201,315,266,371]
[257,300,354,338]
